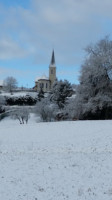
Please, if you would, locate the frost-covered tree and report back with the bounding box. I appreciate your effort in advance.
[12,107,30,124]
[50,80,72,108]
[74,36,112,119]
[4,76,18,94]
[35,98,58,122]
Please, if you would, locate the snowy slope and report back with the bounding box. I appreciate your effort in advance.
[1,91,37,98]
[0,119,112,200]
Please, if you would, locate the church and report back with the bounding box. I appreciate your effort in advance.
[34,50,56,92]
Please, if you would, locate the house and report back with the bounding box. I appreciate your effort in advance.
[35,50,56,92]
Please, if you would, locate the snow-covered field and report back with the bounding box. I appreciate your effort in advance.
[0,91,37,98]
[0,119,112,200]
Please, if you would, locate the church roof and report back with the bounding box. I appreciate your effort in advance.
[35,75,49,82]
[50,50,55,65]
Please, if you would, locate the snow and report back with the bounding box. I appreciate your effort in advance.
[0,119,112,200]
[1,91,37,98]
[50,64,56,68]
[35,75,49,82]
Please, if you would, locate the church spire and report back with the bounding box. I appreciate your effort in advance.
[49,50,56,89]
[50,50,55,65]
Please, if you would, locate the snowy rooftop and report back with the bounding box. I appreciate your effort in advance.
[0,80,4,86]
[35,75,49,82]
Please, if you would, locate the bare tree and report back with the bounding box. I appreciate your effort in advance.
[4,76,18,94]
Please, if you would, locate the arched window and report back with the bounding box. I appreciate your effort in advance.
[42,83,44,88]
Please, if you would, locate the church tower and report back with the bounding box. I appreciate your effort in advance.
[49,50,56,88]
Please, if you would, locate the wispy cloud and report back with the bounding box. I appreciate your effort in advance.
[0,38,28,60]
[0,0,112,85]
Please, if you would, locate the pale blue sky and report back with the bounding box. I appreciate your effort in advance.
[0,0,112,87]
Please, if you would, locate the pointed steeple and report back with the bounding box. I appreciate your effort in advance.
[49,50,56,88]
[50,50,55,65]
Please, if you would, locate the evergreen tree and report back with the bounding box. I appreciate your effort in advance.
[0,95,5,114]
[50,80,73,108]
[38,87,44,101]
